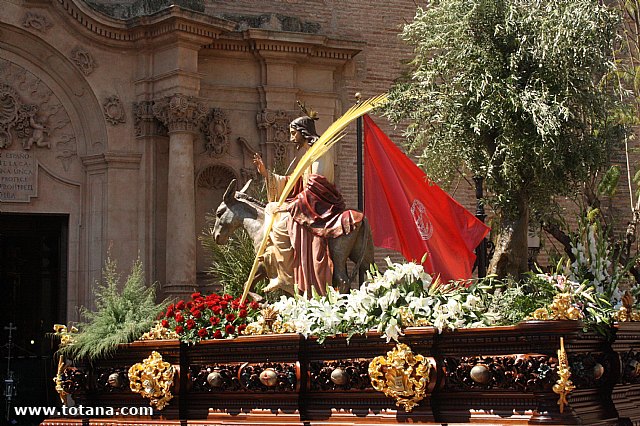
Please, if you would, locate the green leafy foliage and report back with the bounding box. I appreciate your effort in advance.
[60,257,165,361]
[385,0,624,221]
[200,221,259,297]
[488,274,557,324]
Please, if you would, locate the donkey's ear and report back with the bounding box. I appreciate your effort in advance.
[223,179,237,204]
[239,179,252,194]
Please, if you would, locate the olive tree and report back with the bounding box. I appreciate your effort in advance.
[384,0,625,278]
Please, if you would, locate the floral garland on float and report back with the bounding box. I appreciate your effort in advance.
[155,256,638,345]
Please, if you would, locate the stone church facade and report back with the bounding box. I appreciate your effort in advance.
[0,0,419,330]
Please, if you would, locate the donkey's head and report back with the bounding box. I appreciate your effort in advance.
[212,179,252,244]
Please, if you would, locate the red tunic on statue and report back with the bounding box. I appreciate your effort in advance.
[286,174,364,296]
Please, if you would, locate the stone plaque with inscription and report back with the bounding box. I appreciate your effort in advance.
[0,150,37,202]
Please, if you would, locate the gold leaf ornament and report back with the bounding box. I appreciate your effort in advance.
[128,351,175,410]
[552,337,575,414]
[369,343,431,412]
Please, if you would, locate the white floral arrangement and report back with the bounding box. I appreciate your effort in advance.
[269,259,498,343]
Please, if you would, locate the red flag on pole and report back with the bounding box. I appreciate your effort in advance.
[363,115,490,283]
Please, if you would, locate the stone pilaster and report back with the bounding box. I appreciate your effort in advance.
[153,94,206,297]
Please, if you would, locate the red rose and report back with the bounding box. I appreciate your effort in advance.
[197,328,208,338]
[226,313,236,322]
[238,323,247,333]
[239,303,247,310]
[161,319,169,328]
[213,330,223,339]
[186,301,194,309]
[165,309,175,318]
[176,300,185,310]
[225,324,235,335]
[210,316,221,325]
[223,294,234,302]
[175,313,184,323]
[231,300,239,310]
[192,309,202,319]
[220,301,228,309]
[191,292,202,300]
[250,301,260,310]
[186,319,196,330]
[212,305,222,315]
[238,309,248,318]
[175,325,184,334]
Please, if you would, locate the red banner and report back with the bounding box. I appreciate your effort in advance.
[363,115,490,283]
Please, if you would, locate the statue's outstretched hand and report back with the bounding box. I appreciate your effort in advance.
[253,154,267,177]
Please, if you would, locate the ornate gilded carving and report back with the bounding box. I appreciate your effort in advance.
[369,343,431,412]
[52,324,79,404]
[553,337,575,414]
[152,94,206,133]
[70,46,96,76]
[22,12,52,32]
[128,351,175,410]
[139,321,179,340]
[102,95,126,125]
[614,291,640,322]
[201,108,231,157]
[529,293,584,320]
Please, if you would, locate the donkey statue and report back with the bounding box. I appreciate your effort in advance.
[212,179,374,295]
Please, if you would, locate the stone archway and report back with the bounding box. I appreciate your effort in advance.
[0,23,108,318]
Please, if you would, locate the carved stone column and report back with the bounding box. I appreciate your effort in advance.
[153,94,206,297]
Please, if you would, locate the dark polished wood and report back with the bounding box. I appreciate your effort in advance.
[42,321,640,425]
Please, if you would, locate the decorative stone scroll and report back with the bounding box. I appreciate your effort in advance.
[152,94,206,133]
[102,95,125,125]
[22,12,52,33]
[201,108,230,157]
[70,46,96,76]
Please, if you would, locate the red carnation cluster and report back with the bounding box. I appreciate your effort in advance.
[161,292,261,343]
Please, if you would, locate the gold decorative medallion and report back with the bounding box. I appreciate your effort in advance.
[368,343,431,412]
[128,351,175,410]
[552,337,575,413]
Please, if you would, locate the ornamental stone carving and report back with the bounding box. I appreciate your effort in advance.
[102,95,126,125]
[0,58,76,173]
[152,94,206,133]
[0,84,50,150]
[133,100,166,137]
[22,12,52,33]
[197,164,236,190]
[256,109,295,170]
[70,46,96,76]
[201,108,230,157]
